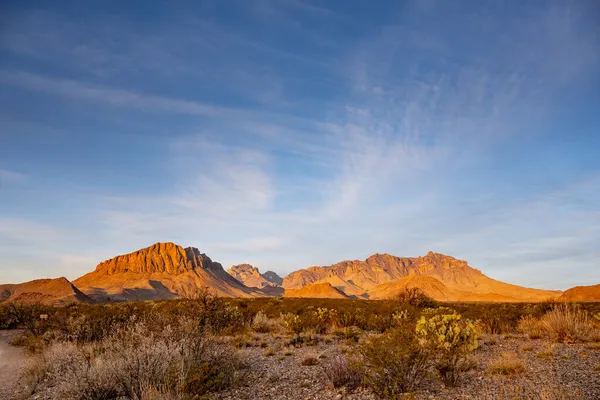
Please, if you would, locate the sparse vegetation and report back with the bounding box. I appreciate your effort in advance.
[519,304,600,343]
[323,353,364,391]
[21,319,246,399]
[487,352,526,375]
[2,298,600,399]
[359,324,431,397]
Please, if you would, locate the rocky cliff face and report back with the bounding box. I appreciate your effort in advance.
[227,264,282,288]
[92,242,216,275]
[283,251,561,301]
[74,242,260,301]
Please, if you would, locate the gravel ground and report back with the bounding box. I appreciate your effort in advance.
[0,330,32,400]
[217,333,600,400]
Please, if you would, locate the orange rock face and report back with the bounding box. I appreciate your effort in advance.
[283,251,561,302]
[74,242,261,301]
[93,242,214,275]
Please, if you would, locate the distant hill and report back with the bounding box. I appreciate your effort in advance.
[283,252,561,302]
[227,264,282,288]
[558,284,600,302]
[284,282,349,299]
[74,242,261,301]
[0,277,91,305]
[1,244,570,303]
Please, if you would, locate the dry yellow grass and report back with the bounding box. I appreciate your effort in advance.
[487,352,526,375]
[518,305,600,343]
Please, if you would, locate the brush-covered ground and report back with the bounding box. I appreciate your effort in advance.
[1,291,600,400]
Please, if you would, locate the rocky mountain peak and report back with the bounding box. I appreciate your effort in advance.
[227,264,282,288]
[93,242,215,276]
[262,271,283,286]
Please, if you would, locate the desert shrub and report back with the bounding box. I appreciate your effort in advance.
[24,319,245,399]
[332,308,369,330]
[280,312,304,335]
[324,354,364,391]
[392,309,409,325]
[0,302,52,333]
[251,311,273,333]
[312,307,336,334]
[518,305,599,343]
[359,324,431,397]
[518,315,545,339]
[540,305,597,343]
[394,287,437,308]
[415,307,479,386]
[183,361,230,395]
[333,326,362,343]
[487,352,525,375]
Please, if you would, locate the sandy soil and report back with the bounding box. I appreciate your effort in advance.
[0,330,31,400]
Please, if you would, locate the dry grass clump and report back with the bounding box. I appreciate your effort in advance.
[22,319,246,399]
[263,348,276,357]
[487,352,526,376]
[585,342,600,350]
[519,305,599,343]
[541,305,597,343]
[521,344,534,352]
[323,354,364,391]
[301,356,319,366]
[517,315,545,339]
[535,343,556,361]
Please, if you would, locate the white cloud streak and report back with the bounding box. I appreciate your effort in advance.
[0,70,224,116]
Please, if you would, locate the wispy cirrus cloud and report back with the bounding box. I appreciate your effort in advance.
[0,70,224,116]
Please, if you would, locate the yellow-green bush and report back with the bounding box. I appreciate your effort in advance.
[415,307,479,385]
[279,313,303,335]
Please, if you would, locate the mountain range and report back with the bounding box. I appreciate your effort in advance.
[1,242,598,304]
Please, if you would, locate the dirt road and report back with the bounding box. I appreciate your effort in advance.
[0,330,30,400]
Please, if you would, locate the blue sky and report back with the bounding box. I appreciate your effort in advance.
[0,0,599,289]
